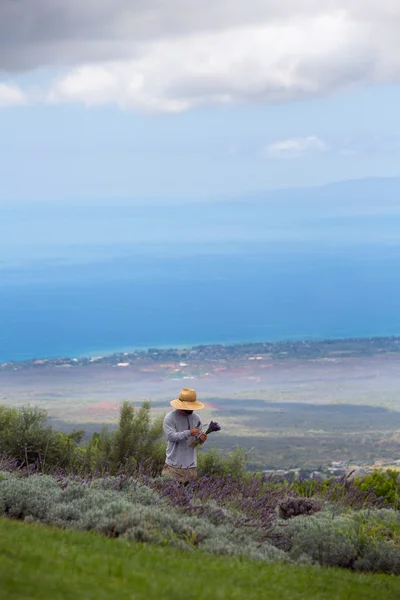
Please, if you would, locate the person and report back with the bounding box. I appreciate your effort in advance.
[162,388,207,482]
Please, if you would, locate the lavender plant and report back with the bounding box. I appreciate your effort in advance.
[190,421,221,448]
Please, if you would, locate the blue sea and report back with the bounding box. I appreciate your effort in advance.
[1,243,400,363]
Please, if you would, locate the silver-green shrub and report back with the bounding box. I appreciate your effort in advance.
[280,513,359,567]
[0,474,60,519]
[354,541,400,574]
[273,506,400,573]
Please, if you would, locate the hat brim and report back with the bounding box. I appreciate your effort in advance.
[170,399,205,410]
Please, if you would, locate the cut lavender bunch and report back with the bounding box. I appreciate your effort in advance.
[207,421,221,434]
[190,421,221,448]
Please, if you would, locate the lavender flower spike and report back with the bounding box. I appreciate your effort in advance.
[206,421,221,434]
[190,421,221,448]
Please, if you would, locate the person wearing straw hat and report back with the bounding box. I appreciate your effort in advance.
[162,388,207,483]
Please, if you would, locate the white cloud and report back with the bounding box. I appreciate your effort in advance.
[47,12,370,112]
[265,136,328,159]
[0,83,26,108]
[2,2,400,112]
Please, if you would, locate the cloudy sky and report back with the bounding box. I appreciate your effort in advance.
[1,0,400,201]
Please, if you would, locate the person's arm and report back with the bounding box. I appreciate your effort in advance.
[163,417,199,443]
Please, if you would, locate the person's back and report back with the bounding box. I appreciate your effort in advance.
[162,388,207,482]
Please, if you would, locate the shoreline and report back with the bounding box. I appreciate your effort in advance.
[78,332,400,359]
[1,334,400,369]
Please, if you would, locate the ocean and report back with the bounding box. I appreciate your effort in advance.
[1,243,400,363]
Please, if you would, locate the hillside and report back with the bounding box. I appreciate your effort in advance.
[2,402,400,598]
[1,518,399,600]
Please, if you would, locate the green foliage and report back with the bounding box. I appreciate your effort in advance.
[198,447,248,478]
[111,400,164,471]
[84,401,165,475]
[281,513,360,568]
[349,509,400,548]
[0,401,165,476]
[273,507,400,574]
[353,540,400,574]
[291,478,320,498]
[0,405,82,469]
[84,425,113,473]
[354,470,400,507]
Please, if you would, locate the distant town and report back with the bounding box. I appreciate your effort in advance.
[264,457,400,481]
[2,336,400,371]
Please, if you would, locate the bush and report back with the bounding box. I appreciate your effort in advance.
[0,474,60,520]
[83,401,166,476]
[0,405,82,469]
[354,540,400,574]
[278,497,322,520]
[197,447,248,479]
[354,470,400,507]
[291,473,387,510]
[0,401,166,477]
[275,512,358,567]
[273,507,400,574]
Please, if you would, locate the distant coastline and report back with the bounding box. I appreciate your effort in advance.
[1,335,400,371]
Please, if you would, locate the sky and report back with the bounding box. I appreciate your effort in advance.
[1,0,400,268]
[1,1,400,203]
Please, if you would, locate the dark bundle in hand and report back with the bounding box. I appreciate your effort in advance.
[190,421,221,448]
[205,421,221,434]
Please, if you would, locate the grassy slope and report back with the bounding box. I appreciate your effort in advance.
[1,519,400,600]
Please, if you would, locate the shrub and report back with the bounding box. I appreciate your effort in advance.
[273,507,400,574]
[351,508,400,548]
[354,470,400,507]
[291,478,320,498]
[83,401,166,476]
[0,474,60,520]
[197,447,248,479]
[292,473,387,510]
[0,405,82,470]
[354,540,400,574]
[278,497,322,520]
[276,512,360,568]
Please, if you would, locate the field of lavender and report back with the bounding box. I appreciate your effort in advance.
[1,457,400,576]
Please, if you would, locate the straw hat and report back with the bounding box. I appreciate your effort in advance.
[170,388,204,410]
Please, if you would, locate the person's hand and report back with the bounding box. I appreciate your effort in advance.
[200,433,207,443]
[190,428,200,437]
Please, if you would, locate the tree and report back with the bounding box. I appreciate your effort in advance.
[110,401,165,473]
[0,404,82,470]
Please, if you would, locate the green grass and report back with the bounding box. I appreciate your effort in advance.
[0,519,400,600]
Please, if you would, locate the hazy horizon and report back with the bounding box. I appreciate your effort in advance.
[1,176,400,271]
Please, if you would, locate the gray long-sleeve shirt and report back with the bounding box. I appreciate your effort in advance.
[163,410,203,468]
